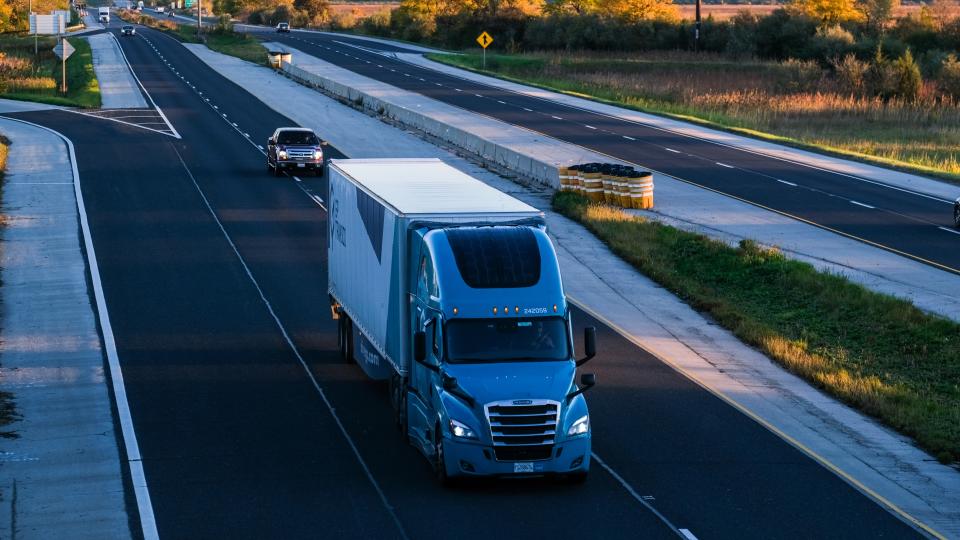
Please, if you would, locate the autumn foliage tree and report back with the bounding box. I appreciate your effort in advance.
[789,0,864,26]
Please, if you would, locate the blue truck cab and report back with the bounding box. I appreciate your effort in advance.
[327,159,597,484]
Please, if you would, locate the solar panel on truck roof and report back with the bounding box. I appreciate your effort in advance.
[331,159,541,217]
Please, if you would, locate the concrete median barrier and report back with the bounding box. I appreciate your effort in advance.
[281,61,564,188]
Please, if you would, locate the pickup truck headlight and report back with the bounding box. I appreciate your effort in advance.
[449,418,477,440]
[567,414,589,437]
[313,149,323,160]
[278,150,287,159]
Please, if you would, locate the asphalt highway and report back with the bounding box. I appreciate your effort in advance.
[3,22,926,539]
[256,29,960,275]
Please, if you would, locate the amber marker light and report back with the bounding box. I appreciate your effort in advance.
[553,304,558,312]
[453,307,459,315]
[493,306,498,314]
[514,306,519,314]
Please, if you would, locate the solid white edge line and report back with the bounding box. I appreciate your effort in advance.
[679,529,699,540]
[110,31,181,139]
[171,147,407,539]
[2,117,160,540]
[938,226,960,235]
[850,200,875,209]
[591,453,686,538]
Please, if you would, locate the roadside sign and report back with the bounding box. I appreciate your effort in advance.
[476,31,493,49]
[185,0,193,8]
[53,39,75,60]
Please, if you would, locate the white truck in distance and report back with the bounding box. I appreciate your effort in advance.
[98,6,109,22]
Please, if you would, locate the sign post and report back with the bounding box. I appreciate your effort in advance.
[53,37,75,94]
[476,31,493,70]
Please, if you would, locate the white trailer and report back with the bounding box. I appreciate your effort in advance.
[98,6,109,22]
[327,158,542,380]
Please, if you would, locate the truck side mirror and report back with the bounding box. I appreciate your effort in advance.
[414,331,426,363]
[566,373,596,402]
[576,327,597,367]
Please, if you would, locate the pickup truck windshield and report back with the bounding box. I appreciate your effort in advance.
[445,317,569,363]
[277,132,319,145]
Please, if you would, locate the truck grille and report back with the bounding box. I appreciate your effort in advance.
[485,400,559,462]
[285,148,315,160]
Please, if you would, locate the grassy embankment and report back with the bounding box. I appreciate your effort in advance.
[430,52,960,183]
[0,134,17,439]
[553,191,960,463]
[0,35,100,107]
[117,9,268,66]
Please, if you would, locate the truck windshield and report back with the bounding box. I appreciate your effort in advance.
[277,131,319,145]
[445,317,569,363]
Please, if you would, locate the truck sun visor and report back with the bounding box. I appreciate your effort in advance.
[446,227,541,288]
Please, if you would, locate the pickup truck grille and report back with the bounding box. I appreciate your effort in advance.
[284,148,315,160]
[485,400,559,462]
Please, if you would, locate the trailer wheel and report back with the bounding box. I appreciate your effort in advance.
[339,317,355,363]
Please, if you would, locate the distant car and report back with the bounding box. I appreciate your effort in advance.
[156,6,164,12]
[276,22,290,33]
[121,25,135,36]
[954,197,960,228]
[267,128,324,177]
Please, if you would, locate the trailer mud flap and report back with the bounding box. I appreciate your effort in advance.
[354,331,394,380]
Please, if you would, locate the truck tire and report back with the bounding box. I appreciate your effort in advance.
[338,316,355,363]
[389,374,407,434]
[434,426,454,487]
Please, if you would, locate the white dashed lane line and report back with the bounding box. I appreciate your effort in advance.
[716,162,735,169]
[623,135,636,141]
[777,179,798,187]
[664,147,681,153]
[551,115,563,120]
[523,107,533,112]
[939,226,960,235]
[585,125,596,130]
[850,200,876,209]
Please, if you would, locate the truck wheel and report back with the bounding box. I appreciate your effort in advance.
[389,374,407,434]
[433,427,454,487]
[344,318,355,363]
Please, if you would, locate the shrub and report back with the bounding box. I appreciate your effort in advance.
[831,53,868,94]
[780,58,824,92]
[892,48,923,101]
[938,54,960,98]
[330,9,358,30]
[811,24,856,60]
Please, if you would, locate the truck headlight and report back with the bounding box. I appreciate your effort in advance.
[449,418,477,440]
[567,415,589,437]
[314,149,323,160]
[278,150,287,159]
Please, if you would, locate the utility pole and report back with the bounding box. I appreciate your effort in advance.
[196,0,202,40]
[694,0,701,52]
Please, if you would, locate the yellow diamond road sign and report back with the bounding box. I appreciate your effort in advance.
[476,31,493,49]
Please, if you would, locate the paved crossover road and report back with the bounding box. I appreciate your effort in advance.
[258,29,960,275]
[4,22,924,539]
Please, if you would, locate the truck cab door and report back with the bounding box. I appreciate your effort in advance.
[407,313,441,455]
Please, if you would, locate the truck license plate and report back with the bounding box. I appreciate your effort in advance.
[297,163,305,168]
[513,462,534,473]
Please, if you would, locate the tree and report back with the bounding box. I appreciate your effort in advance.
[595,0,677,22]
[542,0,598,15]
[789,0,863,26]
[293,0,329,25]
[892,48,922,101]
[859,0,898,35]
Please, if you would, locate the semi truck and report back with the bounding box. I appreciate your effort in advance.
[98,6,109,22]
[328,158,597,484]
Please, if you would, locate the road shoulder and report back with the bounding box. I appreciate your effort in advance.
[184,43,960,538]
[0,117,131,539]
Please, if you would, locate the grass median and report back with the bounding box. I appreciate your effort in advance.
[431,52,960,184]
[0,36,100,108]
[553,191,960,463]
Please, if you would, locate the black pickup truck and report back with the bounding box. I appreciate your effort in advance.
[954,196,960,228]
[266,127,324,177]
